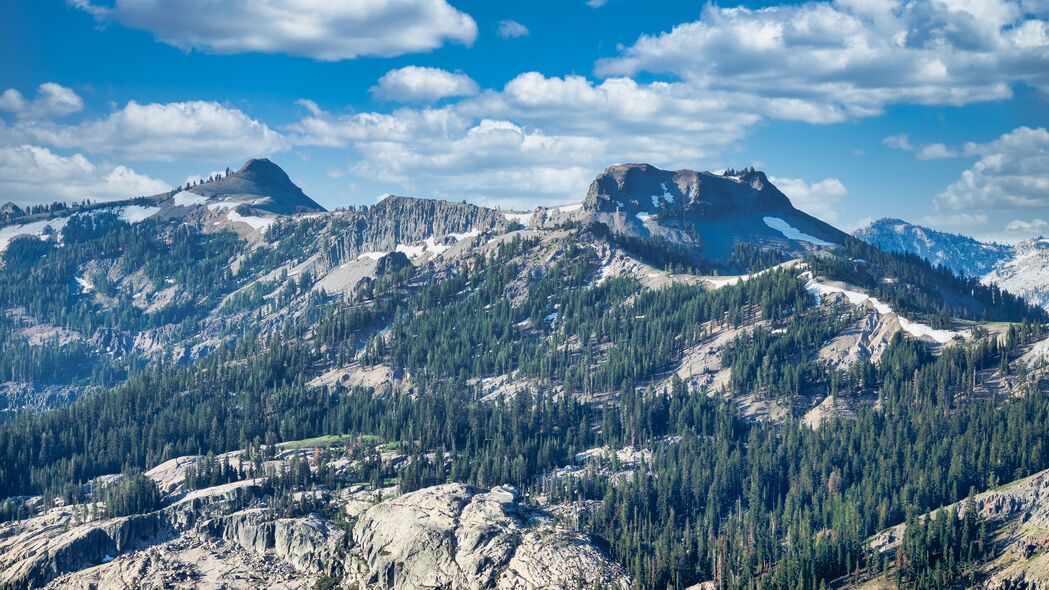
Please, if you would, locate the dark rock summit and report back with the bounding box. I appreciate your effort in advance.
[582,163,847,264]
[186,158,325,215]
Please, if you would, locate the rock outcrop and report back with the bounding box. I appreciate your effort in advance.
[1,478,629,590]
[581,163,846,263]
[345,483,630,590]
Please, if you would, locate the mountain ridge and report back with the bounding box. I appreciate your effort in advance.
[854,217,1049,310]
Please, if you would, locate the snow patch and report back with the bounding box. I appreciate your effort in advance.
[650,182,676,208]
[636,212,652,223]
[0,218,70,253]
[226,209,274,231]
[119,205,160,223]
[553,203,582,212]
[763,217,833,246]
[502,211,533,227]
[805,278,961,344]
[173,191,207,207]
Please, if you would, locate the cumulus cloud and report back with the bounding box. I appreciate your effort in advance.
[1005,218,1049,233]
[497,20,529,39]
[917,143,960,159]
[769,176,848,222]
[0,145,170,205]
[371,66,479,103]
[883,133,914,151]
[71,0,477,60]
[595,1,1049,122]
[936,126,1049,210]
[288,72,760,205]
[11,100,285,162]
[885,134,962,160]
[0,83,83,119]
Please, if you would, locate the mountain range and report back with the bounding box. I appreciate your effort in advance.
[0,159,1047,590]
[855,217,1049,310]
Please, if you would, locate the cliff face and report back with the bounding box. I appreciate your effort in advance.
[321,195,510,264]
[0,474,627,590]
[581,163,846,263]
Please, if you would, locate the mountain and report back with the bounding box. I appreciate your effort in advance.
[854,218,1049,310]
[853,217,1012,277]
[0,159,1048,590]
[581,164,847,264]
[177,157,325,215]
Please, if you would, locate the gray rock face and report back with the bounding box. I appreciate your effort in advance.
[317,196,509,268]
[346,483,630,590]
[0,480,263,589]
[206,508,345,576]
[185,158,325,215]
[581,163,846,263]
[1,478,628,590]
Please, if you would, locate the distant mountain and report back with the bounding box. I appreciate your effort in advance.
[854,218,1049,310]
[581,163,847,264]
[984,238,1049,311]
[178,157,325,215]
[853,218,1012,277]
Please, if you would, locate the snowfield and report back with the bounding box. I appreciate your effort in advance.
[763,217,833,246]
[502,212,534,227]
[173,191,208,207]
[119,206,161,223]
[0,218,70,253]
[226,209,274,231]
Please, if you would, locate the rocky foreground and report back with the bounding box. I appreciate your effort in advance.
[0,467,629,590]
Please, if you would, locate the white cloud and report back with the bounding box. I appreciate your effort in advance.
[12,100,285,162]
[937,126,1049,210]
[883,133,914,151]
[885,134,963,160]
[918,212,989,227]
[287,72,760,205]
[0,83,83,119]
[769,176,848,222]
[497,20,529,39]
[371,66,479,103]
[917,143,960,159]
[0,145,170,205]
[587,0,608,7]
[72,0,477,60]
[1005,218,1048,233]
[980,217,1049,242]
[595,1,1049,122]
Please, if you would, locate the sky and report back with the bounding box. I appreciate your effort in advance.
[0,0,1047,242]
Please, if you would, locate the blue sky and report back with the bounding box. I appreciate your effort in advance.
[1,0,1047,241]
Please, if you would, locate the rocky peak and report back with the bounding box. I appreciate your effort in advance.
[186,158,325,215]
[0,202,23,218]
[583,163,792,220]
[579,163,845,264]
[235,158,292,184]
